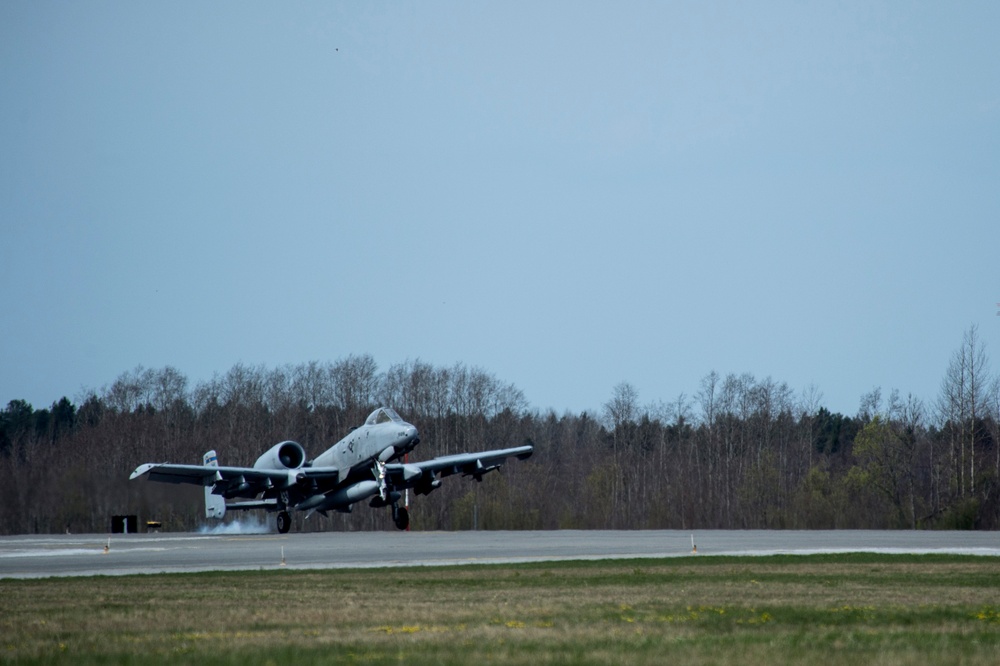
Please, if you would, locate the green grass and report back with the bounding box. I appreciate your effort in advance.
[2,554,999,664]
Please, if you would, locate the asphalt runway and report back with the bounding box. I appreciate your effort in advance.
[1,529,998,579]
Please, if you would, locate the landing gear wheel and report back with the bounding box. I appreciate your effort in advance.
[276,511,291,534]
[393,506,410,531]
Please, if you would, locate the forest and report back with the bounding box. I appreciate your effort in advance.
[1,326,998,534]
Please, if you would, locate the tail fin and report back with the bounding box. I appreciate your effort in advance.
[203,450,226,519]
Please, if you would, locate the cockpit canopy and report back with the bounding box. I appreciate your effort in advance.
[364,407,404,426]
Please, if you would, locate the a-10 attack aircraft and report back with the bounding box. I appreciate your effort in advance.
[130,407,533,533]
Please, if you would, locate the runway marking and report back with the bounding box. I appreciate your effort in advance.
[0,547,169,558]
[2,531,998,579]
[0,549,106,558]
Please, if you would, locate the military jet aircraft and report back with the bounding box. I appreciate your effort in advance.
[129,407,533,533]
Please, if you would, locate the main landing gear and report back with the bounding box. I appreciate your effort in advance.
[276,511,291,534]
[392,504,409,531]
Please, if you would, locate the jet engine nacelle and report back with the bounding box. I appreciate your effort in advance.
[253,440,306,470]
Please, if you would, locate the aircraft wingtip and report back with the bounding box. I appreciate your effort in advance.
[129,464,154,480]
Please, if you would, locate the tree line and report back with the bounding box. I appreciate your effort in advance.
[2,327,998,534]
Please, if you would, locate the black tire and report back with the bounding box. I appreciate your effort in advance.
[276,511,291,534]
[393,506,410,531]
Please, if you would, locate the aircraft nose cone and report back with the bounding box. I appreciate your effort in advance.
[403,425,419,447]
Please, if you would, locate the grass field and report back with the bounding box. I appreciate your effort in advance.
[2,554,999,664]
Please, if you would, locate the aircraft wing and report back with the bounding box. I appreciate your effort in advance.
[224,499,280,511]
[385,445,533,488]
[129,463,342,488]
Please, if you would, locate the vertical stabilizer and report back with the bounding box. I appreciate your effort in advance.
[203,450,226,519]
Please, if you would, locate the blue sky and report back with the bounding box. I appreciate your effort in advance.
[2,2,998,418]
